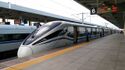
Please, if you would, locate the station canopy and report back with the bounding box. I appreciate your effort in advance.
[0,0,120,30]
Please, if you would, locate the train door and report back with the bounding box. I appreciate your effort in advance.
[67,26,79,44]
[78,27,86,42]
[85,27,90,41]
[99,28,102,37]
[97,28,101,38]
[90,28,96,39]
[90,28,93,35]
[110,29,113,34]
[73,26,78,43]
[102,28,104,37]
[67,26,75,44]
[93,28,97,38]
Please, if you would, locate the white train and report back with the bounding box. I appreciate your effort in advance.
[0,25,36,53]
[18,21,118,58]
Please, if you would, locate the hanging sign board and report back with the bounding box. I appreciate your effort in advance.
[90,7,97,15]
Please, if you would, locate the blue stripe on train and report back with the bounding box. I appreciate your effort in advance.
[42,37,74,44]
[43,35,98,44]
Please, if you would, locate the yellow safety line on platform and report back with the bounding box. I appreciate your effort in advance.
[5,42,90,70]
[4,67,16,70]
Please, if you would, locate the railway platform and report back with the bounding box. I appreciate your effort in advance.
[3,34,125,70]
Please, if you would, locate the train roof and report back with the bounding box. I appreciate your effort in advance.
[48,21,103,28]
[0,25,36,34]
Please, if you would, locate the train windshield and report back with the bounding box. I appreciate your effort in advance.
[23,21,61,45]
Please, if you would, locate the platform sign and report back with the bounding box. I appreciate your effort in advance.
[90,7,97,15]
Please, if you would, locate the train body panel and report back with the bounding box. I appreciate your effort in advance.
[18,21,120,58]
[0,41,21,52]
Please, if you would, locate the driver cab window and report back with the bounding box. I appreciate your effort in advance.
[45,30,64,39]
[33,28,67,45]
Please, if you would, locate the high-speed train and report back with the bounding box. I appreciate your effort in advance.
[0,25,36,53]
[18,21,119,58]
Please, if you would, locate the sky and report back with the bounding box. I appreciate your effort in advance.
[0,0,120,29]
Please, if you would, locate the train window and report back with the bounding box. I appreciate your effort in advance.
[67,26,74,38]
[12,34,29,40]
[0,35,6,41]
[33,29,67,45]
[97,28,101,34]
[0,34,29,42]
[96,28,99,34]
[46,30,64,39]
[92,28,97,35]
[87,28,91,33]
[78,27,86,37]
[98,29,100,32]
[31,22,61,39]
[0,34,11,42]
[58,29,67,36]
[46,28,67,39]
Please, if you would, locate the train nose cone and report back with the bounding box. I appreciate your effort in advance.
[17,46,33,58]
